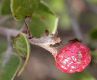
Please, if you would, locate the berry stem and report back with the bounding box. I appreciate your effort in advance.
[29,35,60,56]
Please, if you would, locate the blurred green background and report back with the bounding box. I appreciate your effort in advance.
[0,0,97,80]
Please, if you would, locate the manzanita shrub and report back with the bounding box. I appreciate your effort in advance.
[0,0,94,80]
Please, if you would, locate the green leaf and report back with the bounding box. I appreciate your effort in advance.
[1,0,11,15]
[13,33,30,76]
[44,0,65,13]
[0,52,21,80]
[11,0,40,20]
[29,12,58,37]
[37,1,54,15]
[0,37,7,54]
[0,36,21,80]
[11,0,54,20]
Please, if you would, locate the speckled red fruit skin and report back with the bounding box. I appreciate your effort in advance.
[55,41,91,73]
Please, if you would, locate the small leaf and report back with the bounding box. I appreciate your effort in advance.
[0,36,21,80]
[37,1,54,15]
[0,52,21,80]
[11,0,54,20]
[1,0,11,15]
[29,13,58,37]
[11,0,40,20]
[13,33,30,76]
[0,37,7,54]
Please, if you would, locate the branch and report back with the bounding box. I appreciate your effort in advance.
[30,41,58,56]
[0,27,61,56]
[29,35,61,56]
[65,0,83,40]
[29,36,61,55]
[0,27,19,37]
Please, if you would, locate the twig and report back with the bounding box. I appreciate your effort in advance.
[23,17,61,55]
[0,27,60,55]
[65,0,83,40]
[30,41,58,56]
[29,35,61,56]
[0,27,19,37]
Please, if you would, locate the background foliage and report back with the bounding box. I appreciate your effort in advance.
[0,0,97,80]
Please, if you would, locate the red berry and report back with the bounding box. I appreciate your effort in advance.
[55,41,91,73]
